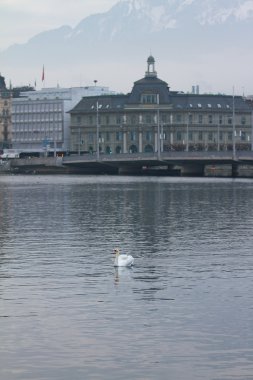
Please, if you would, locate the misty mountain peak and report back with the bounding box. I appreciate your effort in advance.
[118,0,253,27]
[198,0,253,25]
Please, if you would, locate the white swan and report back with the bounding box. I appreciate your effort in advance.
[113,248,134,267]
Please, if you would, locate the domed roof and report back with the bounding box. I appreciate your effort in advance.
[147,55,155,64]
[127,56,171,104]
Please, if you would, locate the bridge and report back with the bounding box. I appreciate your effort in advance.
[8,151,253,176]
[62,150,253,176]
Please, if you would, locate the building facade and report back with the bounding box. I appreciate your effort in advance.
[0,75,12,150]
[69,56,253,155]
[11,85,115,154]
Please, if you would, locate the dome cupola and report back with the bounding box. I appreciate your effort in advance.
[145,55,157,78]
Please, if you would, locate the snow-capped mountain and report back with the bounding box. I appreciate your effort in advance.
[1,0,253,94]
[120,0,253,26]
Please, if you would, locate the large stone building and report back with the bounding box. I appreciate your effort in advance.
[0,75,12,150]
[69,56,253,155]
[11,85,115,154]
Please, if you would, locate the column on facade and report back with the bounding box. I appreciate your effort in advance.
[155,132,158,152]
[160,123,164,152]
[139,114,143,153]
[170,113,173,147]
[170,131,174,146]
[123,131,127,153]
[217,114,220,151]
[138,131,143,153]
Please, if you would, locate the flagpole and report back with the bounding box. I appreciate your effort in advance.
[42,65,45,88]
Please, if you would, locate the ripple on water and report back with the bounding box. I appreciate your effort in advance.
[1,176,253,380]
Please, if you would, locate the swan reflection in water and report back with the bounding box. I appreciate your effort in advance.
[114,266,133,285]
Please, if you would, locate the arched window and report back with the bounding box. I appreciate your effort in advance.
[105,146,112,154]
[129,145,138,153]
[144,144,153,153]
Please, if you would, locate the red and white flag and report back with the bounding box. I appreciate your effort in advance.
[42,65,45,82]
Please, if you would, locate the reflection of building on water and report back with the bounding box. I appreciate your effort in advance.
[0,182,11,248]
[114,261,170,302]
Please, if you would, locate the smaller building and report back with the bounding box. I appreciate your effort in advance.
[0,75,12,150]
[11,85,116,155]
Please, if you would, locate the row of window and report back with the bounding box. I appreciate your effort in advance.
[12,132,63,141]
[13,103,63,112]
[141,94,158,104]
[188,103,231,109]
[73,130,250,144]
[13,125,62,133]
[176,131,249,142]
[12,113,63,122]
[76,113,248,126]
[80,145,153,155]
[138,93,234,109]
[75,131,153,143]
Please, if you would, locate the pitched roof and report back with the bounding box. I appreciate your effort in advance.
[170,93,252,111]
[69,94,128,114]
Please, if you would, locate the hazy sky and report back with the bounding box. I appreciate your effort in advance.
[1,0,252,95]
[0,0,119,50]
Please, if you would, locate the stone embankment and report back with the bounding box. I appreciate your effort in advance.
[0,157,74,175]
[0,160,11,173]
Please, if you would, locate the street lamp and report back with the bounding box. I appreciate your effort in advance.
[96,101,100,161]
[157,94,161,160]
[251,111,253,152]
[53,122,57,157]
[186,113,189,152]
[217,122,220,152]
[78,127,81,156]
[232,87,236,160]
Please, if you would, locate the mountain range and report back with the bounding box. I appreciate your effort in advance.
[1,0,253,95]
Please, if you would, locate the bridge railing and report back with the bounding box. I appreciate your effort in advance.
[62,150,253,164]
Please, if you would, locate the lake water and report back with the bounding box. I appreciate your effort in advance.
[0,175,253,380]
